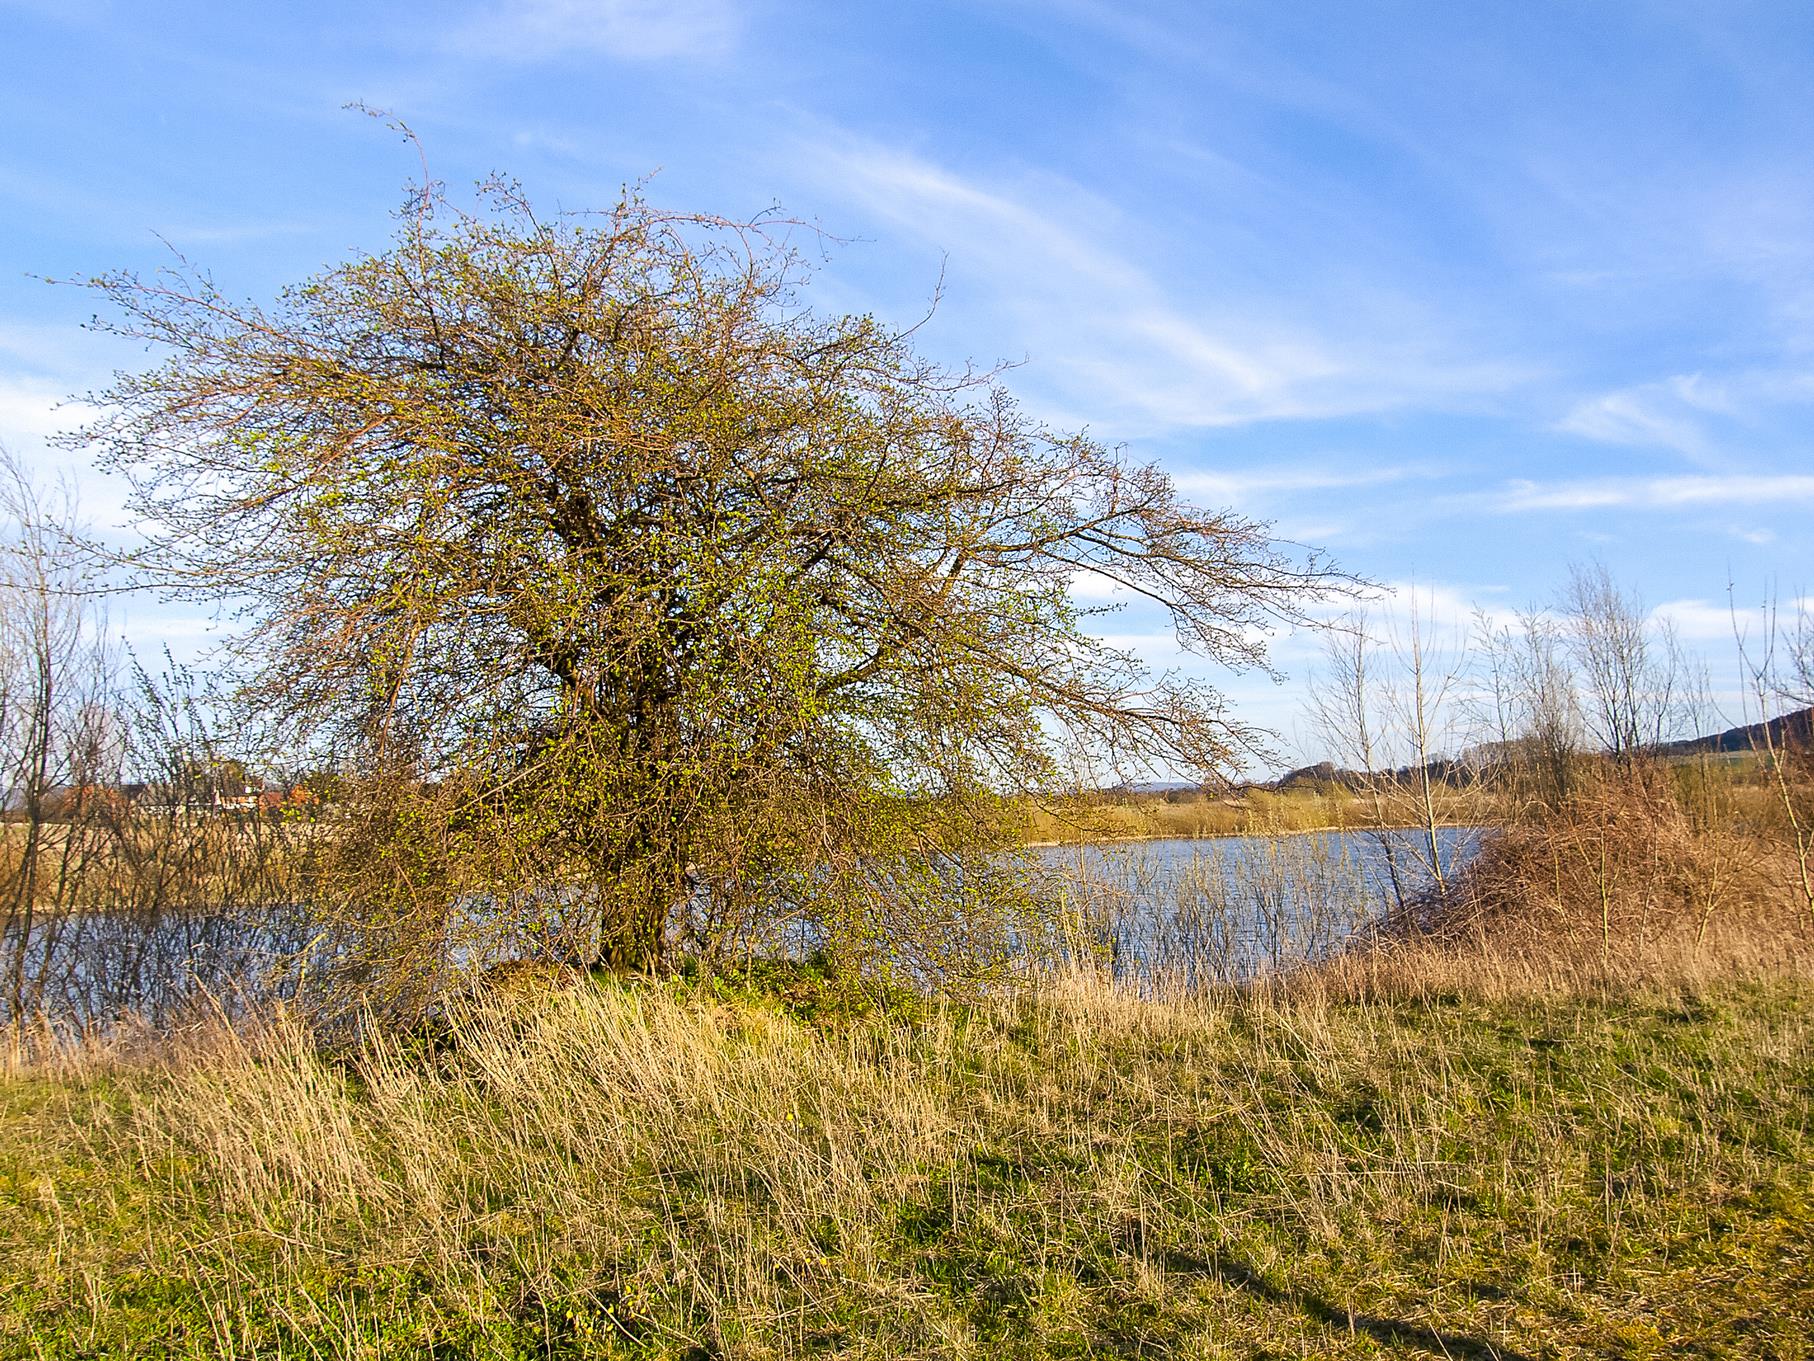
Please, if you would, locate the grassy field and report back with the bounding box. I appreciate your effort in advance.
[3,954,1811,1359]
[1012,784,1505,844]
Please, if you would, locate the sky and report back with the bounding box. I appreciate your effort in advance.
[2,0,1811,769]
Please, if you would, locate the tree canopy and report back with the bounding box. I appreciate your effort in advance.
[78,177,1341,974]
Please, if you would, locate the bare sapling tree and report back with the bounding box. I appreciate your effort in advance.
[70,165,1343,984]
[0,451,121,1018]
[1310,616,1408,910]
[1558,563,1711,955]
[1730,588,1814,924]
[0,455,311,1029]
[1385,593,1467,902]
[1310,592,1467,915]
[1562,561,1691,761]
[1469,608,1582,810]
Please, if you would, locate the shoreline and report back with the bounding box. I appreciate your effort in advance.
[1020,821,1492,850]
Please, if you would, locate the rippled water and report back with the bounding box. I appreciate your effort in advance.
[1037,827,1486,984]
[2,827,1486,1027]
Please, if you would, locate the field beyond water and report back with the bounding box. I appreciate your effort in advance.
[4,954,1812,1359]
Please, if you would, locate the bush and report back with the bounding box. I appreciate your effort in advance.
[1416,757,1809,958]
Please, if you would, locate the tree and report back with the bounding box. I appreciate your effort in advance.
[1561,561,1689,761]
[1470,607,1581,810]
[74,174,1340,975]
[1308,595,1466,915]
[0,452,119,1014]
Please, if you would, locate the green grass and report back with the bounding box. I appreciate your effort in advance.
[3,969,1812,1358]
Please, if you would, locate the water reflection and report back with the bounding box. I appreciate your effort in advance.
[2,828,1485,1029]
[1039,827,1484,986]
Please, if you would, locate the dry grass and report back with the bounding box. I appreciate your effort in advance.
[1013,783,1503,845]
[3,943,1812,1358]
[1424,760,1814,962]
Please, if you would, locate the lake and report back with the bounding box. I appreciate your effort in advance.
[1035,826,1487,984]
[1,827,1487,1028]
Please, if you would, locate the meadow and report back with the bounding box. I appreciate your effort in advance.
[6,732,1814,1358]
[4,939,1811,1359]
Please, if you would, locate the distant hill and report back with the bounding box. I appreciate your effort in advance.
[1262,705,1813,790]
[1113,779,1201,795]
[1655,706,1812,758]
[1087,707,1814,798]
[1268,761,1363,793]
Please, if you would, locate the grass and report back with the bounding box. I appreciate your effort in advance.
[1013,784,1503,845]
[3,956,1812,1358]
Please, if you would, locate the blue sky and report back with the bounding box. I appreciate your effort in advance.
[2,0,1811,764]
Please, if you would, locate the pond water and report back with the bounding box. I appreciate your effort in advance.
[1035,826,1487,984]
[1,827,1487,1028]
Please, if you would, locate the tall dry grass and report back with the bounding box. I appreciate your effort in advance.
[1014,782,1504,846]
[1416,755,1814,966]
[6,944,1813,1357]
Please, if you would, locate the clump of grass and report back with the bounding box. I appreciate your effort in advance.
[4,949,1812,1358]
[1423,760,1812,965]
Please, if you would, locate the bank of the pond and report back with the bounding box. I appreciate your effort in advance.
[1022,819,1493,848]
[4,963,1811,1358]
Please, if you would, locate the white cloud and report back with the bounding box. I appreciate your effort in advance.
[1650,597,1745,645]
[1067,568,1134,604]
[1556,370,1814,467]
[801,140,1530,434]
[1317,579,1519,639]
[0,374,95,448]
[1091,629,1191,666]
[451,0,738,63]
[1486,473,1814,513]
[0,372,134,531]
[149,221,317,248]
[1171,463,1426,502]
[1556,374,1727,462]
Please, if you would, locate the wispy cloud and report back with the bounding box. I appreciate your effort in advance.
[1651,597,1746,645]
[150,220,318,248]
[0,368,125,526]
[1172,463,1429,502]
[800,140,1530,434]
[1486,473,1814,513]
[1555,373,1729,463]
[1309,578,1519,639]
[0,375,94,448]
[1555,369,1814,468]
[450,0,739,63]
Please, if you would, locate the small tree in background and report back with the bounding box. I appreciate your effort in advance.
[1561,561,1694,762]
[72,170,1340,980]
[1471,607,1582,811]
[1308,596,1467,914]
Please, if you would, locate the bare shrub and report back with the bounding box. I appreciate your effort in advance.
[0,457,310,1032]
[1412,761,1794,962]
[1308,597,1470,914]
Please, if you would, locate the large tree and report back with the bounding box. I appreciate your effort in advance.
[77,177,1339,973]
